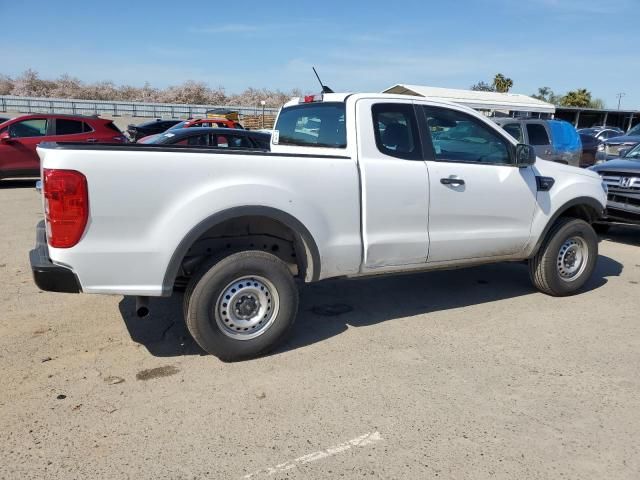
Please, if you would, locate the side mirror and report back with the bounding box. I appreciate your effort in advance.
[0,130,11,143]
[618,148,630,158]
[515,143,536,167]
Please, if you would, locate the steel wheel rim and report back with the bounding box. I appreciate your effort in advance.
[557,236,588,281]
[214,275,280,340]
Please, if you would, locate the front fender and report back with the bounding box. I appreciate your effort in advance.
[525,163,606,256]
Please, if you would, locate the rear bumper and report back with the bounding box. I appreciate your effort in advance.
[29,220,81,293]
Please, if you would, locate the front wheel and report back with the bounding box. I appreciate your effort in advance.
[184,251,298,361]
[529,218,598,296]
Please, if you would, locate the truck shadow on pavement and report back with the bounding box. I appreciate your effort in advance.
[118,255,623,358]
[600,225,640,248]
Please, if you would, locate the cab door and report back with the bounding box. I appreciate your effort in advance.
[356,98,430,270]
[420,104,537,263]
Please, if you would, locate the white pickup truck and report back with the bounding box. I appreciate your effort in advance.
[31,92,608,361]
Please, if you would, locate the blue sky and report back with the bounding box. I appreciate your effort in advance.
[1,0,639,108]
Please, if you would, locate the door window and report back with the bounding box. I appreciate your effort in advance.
[502,123,524,143]
[184,134,209,146]
[55,119,85,135]
[211,135,251,148]
[371,103,421,160]
[526,123,551,145]
[10,119,48,138]
[422,106,511,164]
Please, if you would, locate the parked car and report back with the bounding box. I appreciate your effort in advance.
[597,123,640,161]
[126,119,182,141]
[579,133,600,168]
[139,127,270,149]
[169,117,242,130]
[31,92,607,360]
[206,108,239,121]
[494,118,582,167]
[0,114,127,179]
[590,143,640,231]
[578,127,624,141]
[136,118,246,143]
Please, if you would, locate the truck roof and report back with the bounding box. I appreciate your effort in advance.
[282,92,467,109]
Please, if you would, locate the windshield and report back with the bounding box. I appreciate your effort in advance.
[578,128,596,136]
[138,134,162,144]
[168,121,187,130]
[624,143,640,158]
[627,124,640,136]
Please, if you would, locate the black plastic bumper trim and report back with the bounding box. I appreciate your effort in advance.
[29,220,81,293]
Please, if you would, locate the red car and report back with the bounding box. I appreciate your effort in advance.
[0,114,127,179]
[137,117,243,143]
[182,117,242,129]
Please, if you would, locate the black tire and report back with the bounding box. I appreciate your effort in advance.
[592,223,610,234]
[184,251,298,361]
[529,217,598,296]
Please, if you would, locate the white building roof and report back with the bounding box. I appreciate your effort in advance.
[383,84,556,114]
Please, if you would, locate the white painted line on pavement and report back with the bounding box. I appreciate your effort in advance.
[242,431,383,478]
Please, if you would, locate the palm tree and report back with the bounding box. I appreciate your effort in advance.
[492,73,513,93]
[560,89,592,107]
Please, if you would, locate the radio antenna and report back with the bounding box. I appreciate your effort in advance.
[312,67,334,94]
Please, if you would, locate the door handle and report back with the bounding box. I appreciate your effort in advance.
[86,138,98,143]
[440,177,465,186]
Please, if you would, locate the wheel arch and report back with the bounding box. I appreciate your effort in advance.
[528,196,604,258]
[162,206,321,295]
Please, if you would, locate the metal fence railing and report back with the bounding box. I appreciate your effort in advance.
[0,95,280,119]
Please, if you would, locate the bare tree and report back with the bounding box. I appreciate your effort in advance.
[0,74,14,95]
[0,69,306,107]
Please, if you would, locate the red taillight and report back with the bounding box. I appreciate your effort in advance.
[43,169,89,248]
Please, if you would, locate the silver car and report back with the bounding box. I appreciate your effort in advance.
[493,118,581,167]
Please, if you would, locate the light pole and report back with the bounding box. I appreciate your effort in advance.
[616,92,626,111]
[260,100,266,128]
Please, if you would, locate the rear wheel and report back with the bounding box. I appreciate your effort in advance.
[184,251,298,361]
[529,218,598,296]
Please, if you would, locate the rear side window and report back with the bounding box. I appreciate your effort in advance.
[105,122,123,133]
[275,102,346,148]
[526,124,550,145]
[55,119,84,135]
[372,103,421,160]
[502,123,524,143]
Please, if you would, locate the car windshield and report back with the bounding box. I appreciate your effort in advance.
[627,124,640,136]
[624,144,640,159]
[138,134,162,144]
[168,121,187,130]
[578,128,597,135]
[148,132,180,144]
